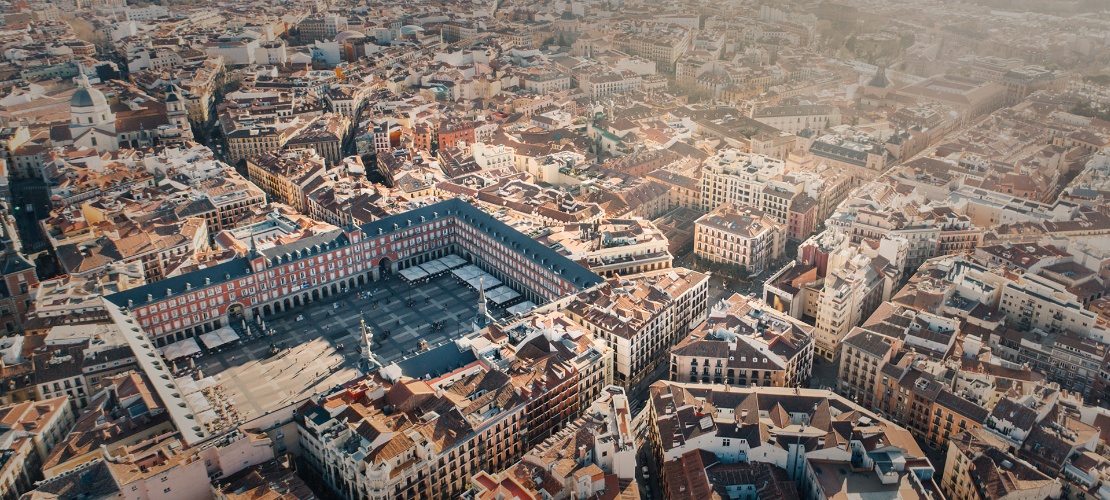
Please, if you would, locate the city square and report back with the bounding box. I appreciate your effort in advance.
[193,270,492,420]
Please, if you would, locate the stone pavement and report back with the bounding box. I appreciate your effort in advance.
[195,272,488,420]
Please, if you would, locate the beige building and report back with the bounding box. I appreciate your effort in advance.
[565,268,709,388]
[536,218,673,278]
[466,386,639,500]
[299,375,529,500]
[694,203,785,275]
[942,429,1060,500]
[0,396,75,499]
[226,126,283,165]
[245,149,328,213]
[285,114,350,166]
[811,250,894,362]
[699,149,787,213]
[753,104,842,134]
[670,293,814,388]
[646,382,941,499]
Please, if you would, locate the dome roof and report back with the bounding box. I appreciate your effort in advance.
[71,75,108,109]
[335,30,366,43]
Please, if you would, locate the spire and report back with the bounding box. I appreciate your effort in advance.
[248,227,259,258]
[345,201,357,231]
[474,277,490,328]
[868,65,890,89]
[477,277,487,317]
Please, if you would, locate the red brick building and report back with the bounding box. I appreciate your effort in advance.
[107,199,603,346]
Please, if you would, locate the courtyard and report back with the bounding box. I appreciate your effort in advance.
[192,271,499,420]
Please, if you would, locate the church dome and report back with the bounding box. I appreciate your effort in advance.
[70,75,108,109]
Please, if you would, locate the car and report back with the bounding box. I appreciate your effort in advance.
[295,314,304,321]
[333,302,340,309]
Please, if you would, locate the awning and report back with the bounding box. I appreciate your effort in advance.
[486,286,520,305]
[507,301,536,315]
[186,392,211,412]
[465,273,500,291]
[452,265,482,282]
[195,376,218,390]
[422,260,448,275]
[175,377,200,395]
[197,409,220,425]
[198,327,240,349]
[440,254,467,269]
[160,338,202,361]
[399,266,429,282]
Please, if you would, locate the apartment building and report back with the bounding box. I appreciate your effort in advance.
[521,69,571,95]
[830,190,983,271]
[285,115,349,166]
[670,293,814,388]
[465,386,639,499]
[753,104,842,134]
[476,310,614,448]
[536,218,673,278]
[579,70,642,99]
[699,149,786,213]
[942,429,1060,500]
[245,149,328,214]
[614,28,691,73]
[811,253,894,362]
[298,15,348,42]
[838,328,902,405]
[226,126,283,165]
[299,373,528,500]
[565,268,709,389]
[694,203,785,275]
[700,149,848,241]
[0,396,75,499]
[646,382,942,499]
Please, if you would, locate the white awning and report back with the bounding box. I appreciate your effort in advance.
[186,392,211,412]
[440,254,467,269]
[486,286,520,305]
[422,260,448,275]
[507,301,537,315]
[452,265,482,282]
[198,327,240,349]
[175,377,200,395]
[160,338,202,361]
[399,266,429,282]
[195,376,218,390]
[197,409,220,425]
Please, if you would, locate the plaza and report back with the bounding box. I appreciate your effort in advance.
[192,270,493,420]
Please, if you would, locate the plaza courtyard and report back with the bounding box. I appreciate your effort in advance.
[193,271,499,420]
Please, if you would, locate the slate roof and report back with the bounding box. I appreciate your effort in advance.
[105,257,253,308]
[107,199,602,309]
